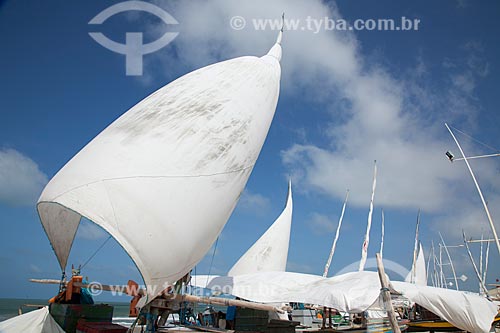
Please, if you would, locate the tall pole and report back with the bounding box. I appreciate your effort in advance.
[426,242,433,285]
[479,234,484,294]
[376,253,401,333]
[323,190,349,277]
[380,209,385,258]
[445,123,500,256]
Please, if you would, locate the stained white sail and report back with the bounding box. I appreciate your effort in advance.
[359,161,377,271]
[405,243,427,286]
[37,33,283,298]
[228,180,292,276]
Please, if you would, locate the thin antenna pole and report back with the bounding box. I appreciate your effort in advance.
[483,240,490,287]
[439,245,446,288]
[380,209,385,259]
[445,123,500,256]
[323,190,349,277]
[452,153,500,161]
[439,232,459,290]
[427,242,435,286]
[479,234,484,294]
[462,231,489,296]
[426,242,432,284]
[432,249,439,287]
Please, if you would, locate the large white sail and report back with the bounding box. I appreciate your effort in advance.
[405,243,427,286]
[37,32,283,299]
[228,180,292,276]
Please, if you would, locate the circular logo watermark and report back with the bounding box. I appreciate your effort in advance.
[87,281,103,296]
[88,1,179,76]
[336,257,410,280]
[230,16,246,30]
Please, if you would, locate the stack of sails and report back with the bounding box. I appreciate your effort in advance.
[37,32,284,302]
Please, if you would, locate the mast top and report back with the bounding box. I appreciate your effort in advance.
[266,13,284,61]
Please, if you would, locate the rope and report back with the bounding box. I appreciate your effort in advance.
[81,235,112,269]
[205,237,220,288]
[450,125,499,153]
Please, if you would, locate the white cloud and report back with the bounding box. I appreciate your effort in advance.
[237,190,271,213]
[150,0,494,214]
[307,212,336,234]
[147,0,499,267]
[0,148,48,206]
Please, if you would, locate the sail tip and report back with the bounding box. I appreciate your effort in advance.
[265,13,284,61]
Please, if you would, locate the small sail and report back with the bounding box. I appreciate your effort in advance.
[405,243,427,286]
[37,32,283,298]
[323,189,349,277]
[0,307,65,333]
[228,180,292,276]
[359,161,377,271]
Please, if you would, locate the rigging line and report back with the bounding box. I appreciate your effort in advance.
[81,235,112,270]
[206,236,220,289]
[449,125,499,153]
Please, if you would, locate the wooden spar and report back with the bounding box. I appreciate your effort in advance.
[445,123,500,256]
[29,279,289,314]
[467,238,499,243]
[169,294,290,314]
[375,253,401,333]
[29,279,142,295]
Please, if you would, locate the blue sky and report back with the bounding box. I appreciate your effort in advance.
[1,0,499,301]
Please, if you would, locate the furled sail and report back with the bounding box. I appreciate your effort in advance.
[228,180,293,276]
[37,32,283,299]
[359,161,377,271]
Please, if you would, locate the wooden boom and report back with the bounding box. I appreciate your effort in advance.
[29,278,289,314]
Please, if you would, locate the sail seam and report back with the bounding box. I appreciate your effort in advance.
[49,164,254,202]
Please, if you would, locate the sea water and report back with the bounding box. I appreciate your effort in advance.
[0,298,130,323]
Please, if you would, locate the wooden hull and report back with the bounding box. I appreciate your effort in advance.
[406,320,461,332]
